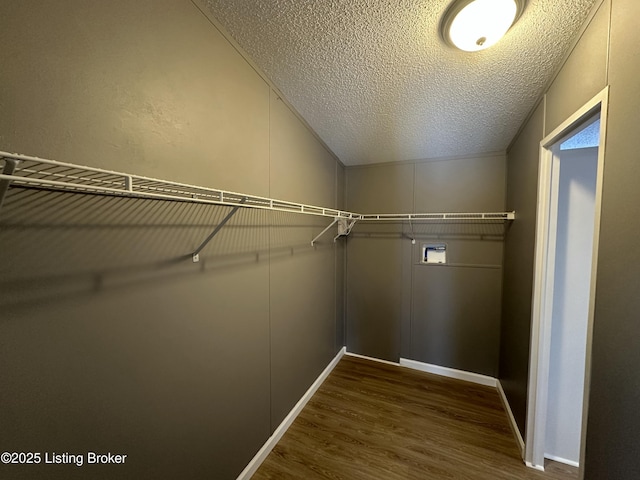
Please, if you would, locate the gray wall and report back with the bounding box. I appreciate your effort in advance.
[346,155,506,377]
[346,163,413,362]
[585,0,640,477]
[501,0,640,477]
[0,1,344,479]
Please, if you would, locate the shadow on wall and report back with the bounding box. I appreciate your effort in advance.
[0,187,339,480]
[0,187,333,311]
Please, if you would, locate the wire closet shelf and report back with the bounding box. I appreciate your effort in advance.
[0,151,515,223]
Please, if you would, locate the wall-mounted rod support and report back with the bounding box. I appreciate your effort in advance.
[408,219,416,244]
[311,217,339,246]
[333,218,357,242]
[0,159,19,212]
[192,197,247,262]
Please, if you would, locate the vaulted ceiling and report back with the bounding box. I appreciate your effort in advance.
[204,0,598,165]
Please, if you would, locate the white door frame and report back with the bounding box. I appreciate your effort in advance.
[525,86,609,476]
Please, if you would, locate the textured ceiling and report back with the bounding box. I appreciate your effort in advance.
[204,0,599,165]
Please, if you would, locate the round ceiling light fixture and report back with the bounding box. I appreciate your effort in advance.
[440,0,526,52]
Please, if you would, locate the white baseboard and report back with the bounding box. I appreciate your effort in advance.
[544,454,579,468]
[526,461,545,471]
[497,380,525,458]
[236,347,346,480]
[345,351,400,367]
[399,358,497,388]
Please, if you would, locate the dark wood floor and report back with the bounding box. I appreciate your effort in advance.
[252,355,578,480]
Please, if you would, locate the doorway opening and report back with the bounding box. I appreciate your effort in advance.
[525,88,609,476]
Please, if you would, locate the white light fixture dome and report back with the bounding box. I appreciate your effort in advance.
[440,0,526,52]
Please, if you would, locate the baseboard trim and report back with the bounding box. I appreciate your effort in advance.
[236,346,346,480]
[497,380,525,458]
[345,351,400,366]
[399,358,497,387]
[544,454,579,468]
[526,461,545,471]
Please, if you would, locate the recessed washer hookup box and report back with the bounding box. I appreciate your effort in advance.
[422,243,447,264]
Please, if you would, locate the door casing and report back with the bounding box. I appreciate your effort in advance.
[525,87,609,477]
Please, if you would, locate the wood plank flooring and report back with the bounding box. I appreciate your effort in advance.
[252,355,578,480]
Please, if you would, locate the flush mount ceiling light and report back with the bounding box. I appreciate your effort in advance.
[440,0,526,52]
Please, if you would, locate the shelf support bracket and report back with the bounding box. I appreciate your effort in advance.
[333,218,357,243]
[408,219,416,244]
[0,159,19,213]
[192,197,247,262]
[311,217,339,246]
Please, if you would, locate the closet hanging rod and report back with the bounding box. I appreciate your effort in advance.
[0,151,515,222]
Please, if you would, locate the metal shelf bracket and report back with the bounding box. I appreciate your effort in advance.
[0,158,19,211]
[408,219,416,244]
[192,197,247,262]
[333,218,357,242]
[311,217,358,246]
[311,217,339,246]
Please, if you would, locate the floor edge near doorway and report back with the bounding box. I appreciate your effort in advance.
[497,379,526,458]
[544,454,579,468]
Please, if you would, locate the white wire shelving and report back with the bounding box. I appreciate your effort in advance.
[357,212,514,221]
[0,151,355,220]
[0,151,515,255]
